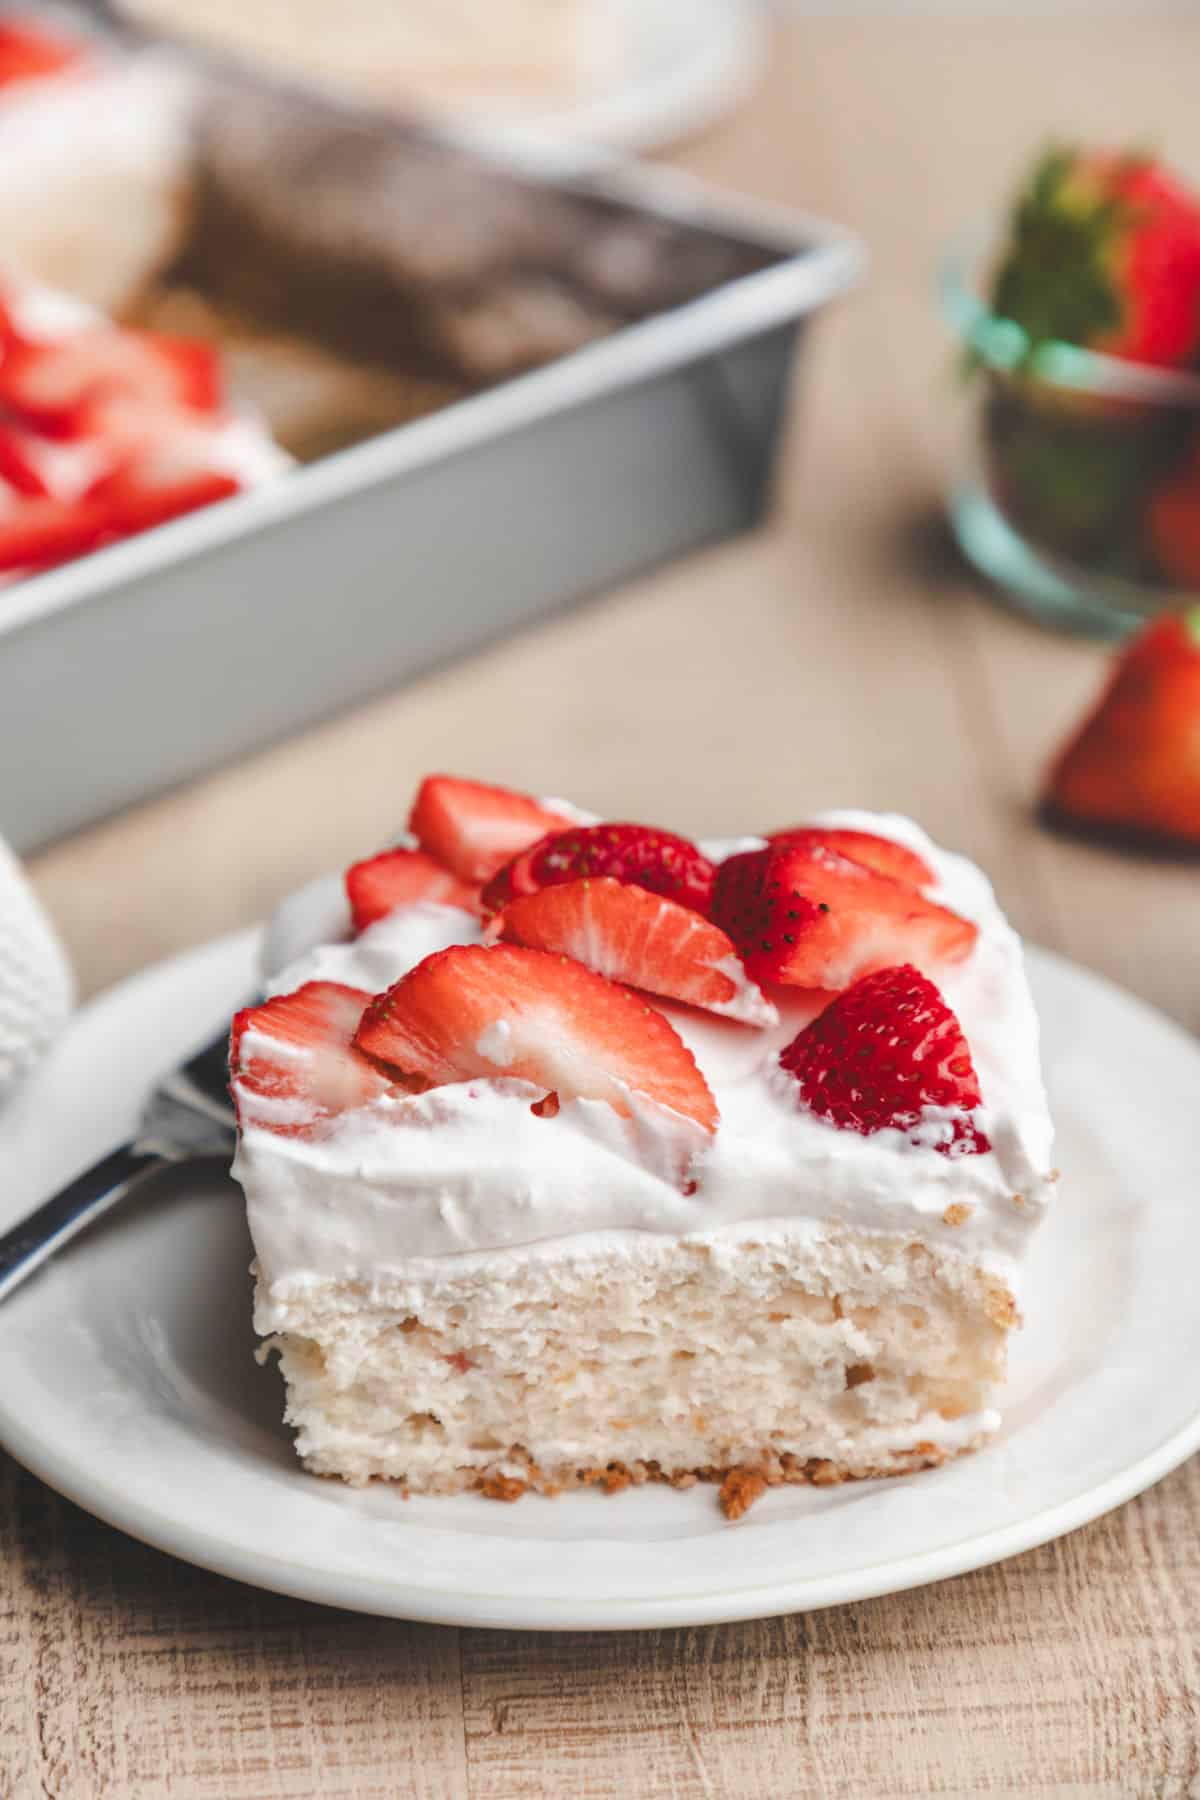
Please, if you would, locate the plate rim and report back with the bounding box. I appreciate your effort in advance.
[1,930,1198,1630]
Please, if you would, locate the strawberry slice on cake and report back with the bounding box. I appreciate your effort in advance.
[409,775,574,884]
[233,780,1055,1515]
[356,942,718,1132]
[345,848,480,932]
[492,876,776,1025]
[779,964,991,1156]
[482,821,716,917]
[231,983,395,1137]
[711,842,977,991]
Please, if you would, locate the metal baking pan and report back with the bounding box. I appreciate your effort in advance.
[2,146,861,852]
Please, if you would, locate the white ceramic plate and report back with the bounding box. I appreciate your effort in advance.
[1,930,1198,1630]
[378,0,765,156]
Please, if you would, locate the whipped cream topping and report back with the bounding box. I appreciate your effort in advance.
[237,811,1056,1297]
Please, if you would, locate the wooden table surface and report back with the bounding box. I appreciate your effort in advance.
[7,13,1200,1796]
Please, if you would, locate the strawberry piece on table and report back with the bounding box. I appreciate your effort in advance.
[482,822,717,918]
[779,964,990,1155]
[345,847,479,932]
[991,147,1200,368]
[0,19,85,86]
[355,942,719,1132]
[711,844,978,991]
[765,826,933,887]
[1042,608,1200,849]
[493,877,776,1026]
[0,423,48,498]
[230,982,394,1137]
[0,329,223,436]
[409,776,573,884]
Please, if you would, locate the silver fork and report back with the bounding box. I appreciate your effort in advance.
[0,1025,239,1304]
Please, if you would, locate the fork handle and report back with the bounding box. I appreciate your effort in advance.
[0,1144,165,1304]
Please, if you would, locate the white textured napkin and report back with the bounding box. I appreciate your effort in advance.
[0,836,74,1103]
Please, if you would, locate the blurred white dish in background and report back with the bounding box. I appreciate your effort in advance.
[121,0,624,105]
[117,0,765,153]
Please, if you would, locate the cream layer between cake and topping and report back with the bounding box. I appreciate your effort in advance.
[237,810,1055,1320]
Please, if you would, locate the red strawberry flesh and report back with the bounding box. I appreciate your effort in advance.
[1042,607,1200,848]
[493,876,775,1025]
[765,826,933,887]
[0,475,238,575]
[409,776,573,884]
[0,329,223,436]
[345,847,479,932]
[779,964,990,1155]
[483,822,716,917]
[711,844,977,991]
[0,19,86,86]
[354,942,718,1132]
[0,423,48,498]
[230,982,393,1137]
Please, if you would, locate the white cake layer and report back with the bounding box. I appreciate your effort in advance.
[238,811,1056,1307]
[259,1224,1011,1489]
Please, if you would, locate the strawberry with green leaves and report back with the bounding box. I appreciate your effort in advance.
[991,147,1200,369]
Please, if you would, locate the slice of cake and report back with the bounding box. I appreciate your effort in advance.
[0,270,288,579]
[231,776,1056,1515]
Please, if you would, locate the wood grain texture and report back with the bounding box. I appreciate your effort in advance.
[6,12,1200,1797]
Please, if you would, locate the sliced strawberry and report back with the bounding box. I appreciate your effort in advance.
[765,827,933,888]
[0,20,85,86]
[478,833,555,916]
[0,470,238,575]
[355,942,718,1132]
[711,844,978,991]
[345,847,479,932]
[0,330,223,437]
[0,297,21,350]
[409,776,573,884]
[493,877,775,1025]
[0,423,48,498]
[779,964,990,1155]
[0,495,115,573]
[230,981,394,1137]
[72,390,215,462]
[482,822,717,918]
[83,464,240,533]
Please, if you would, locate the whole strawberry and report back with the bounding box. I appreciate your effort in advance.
[991,147,1200,368]
[1043,608,1200,849]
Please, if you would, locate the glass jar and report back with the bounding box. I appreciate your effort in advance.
[941,222,1200,637]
